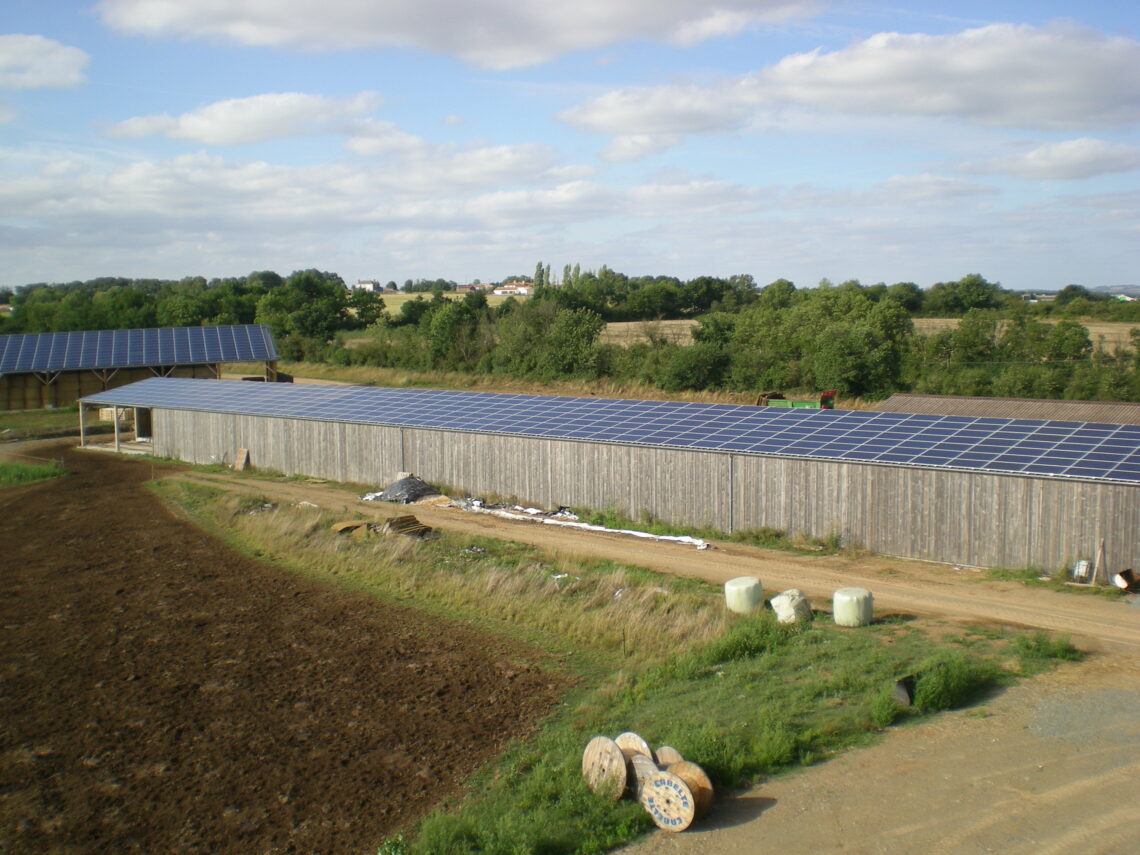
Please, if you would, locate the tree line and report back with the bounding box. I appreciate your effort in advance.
[2,269,1138,401]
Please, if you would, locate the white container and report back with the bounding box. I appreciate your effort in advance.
[724,576,763,614]
[770,588,812,624]
[833,587,874,627]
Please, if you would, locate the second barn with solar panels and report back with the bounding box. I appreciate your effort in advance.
[80,378,1140,574]
[0,325,281,410]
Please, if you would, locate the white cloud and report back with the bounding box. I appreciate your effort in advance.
[755,23,1140,129]
[967,139,1140,180]
[107,92,380,144]
[561,81,754,136]
[873,173,995,204]
[601,134,684,162]
[561,23,1140,154]
[96,0,820,68]
[0,34,88,89]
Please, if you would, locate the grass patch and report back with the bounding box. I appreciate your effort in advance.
[0,406,81,438]
[156,480,1056,855]
[1013,631,1082,675]
[0,458,67,488]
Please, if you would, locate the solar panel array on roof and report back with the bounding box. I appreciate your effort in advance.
[82,377,1140,484]
[0,325,279,374]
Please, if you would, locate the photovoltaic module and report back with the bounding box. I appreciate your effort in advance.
[0,326,278,374]
[82,377,1140,484]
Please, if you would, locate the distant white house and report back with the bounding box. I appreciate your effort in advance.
[351,280,398,294]
[492,281,530,296]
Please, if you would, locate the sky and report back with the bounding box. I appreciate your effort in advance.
[1,1,1138,292]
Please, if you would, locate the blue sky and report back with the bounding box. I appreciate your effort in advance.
[1,1,1137,291]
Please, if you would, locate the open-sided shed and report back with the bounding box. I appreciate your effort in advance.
[81,377,1140,575]
[0,325,280,410]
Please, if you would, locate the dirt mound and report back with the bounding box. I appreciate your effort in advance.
[0,444,564,855]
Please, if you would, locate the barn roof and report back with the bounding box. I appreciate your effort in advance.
[83,377,1140,485]
[0,325,278,375]
[873,393,1140,425]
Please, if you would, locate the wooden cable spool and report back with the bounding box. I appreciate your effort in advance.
[581,736,627,801]
[666,760,714,819]
[627,752,660,799]
[614,731,654,762]
[638,768,697,831]
[654,745,684,767]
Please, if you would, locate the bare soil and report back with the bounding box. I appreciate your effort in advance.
[0,443,564,855]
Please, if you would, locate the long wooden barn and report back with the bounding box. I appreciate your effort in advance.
[0,325,280,410]
[80,378,1140,575]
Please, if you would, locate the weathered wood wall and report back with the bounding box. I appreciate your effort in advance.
[150,409,1140,572]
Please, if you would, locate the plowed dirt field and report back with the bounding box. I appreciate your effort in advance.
[0,443,564,855]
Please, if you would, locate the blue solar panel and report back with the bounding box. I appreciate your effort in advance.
[0,325,279,373]
[78,378,1140,484]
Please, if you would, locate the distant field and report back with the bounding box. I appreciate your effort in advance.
[600,319,696,346]
[602,318,1137,351]
[913,318,1137,351]
[374,291,516,312]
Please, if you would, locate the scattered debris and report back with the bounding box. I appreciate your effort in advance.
[294,500,319,509]
[233,448,250,472]
[331,520,373,539]
[452,499,711,550]
[464,546,486,554]
[382,515,437,540]
[1070,559,1092,583]
[361,475,441,504]
[1113,568,1139,593]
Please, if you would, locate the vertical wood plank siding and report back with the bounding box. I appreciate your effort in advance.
[151,410,1140,572]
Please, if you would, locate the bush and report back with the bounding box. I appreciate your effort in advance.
[870,688,906,727]
[1014,631,1081,674]
[912,651,1000,712]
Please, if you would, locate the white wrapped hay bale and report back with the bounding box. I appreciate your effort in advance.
[832,587,874,627]
[770,588,812,624]
[724,576,762,614]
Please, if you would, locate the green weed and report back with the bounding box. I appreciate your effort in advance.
[1013,631,1082,675]
[0,458,67,488]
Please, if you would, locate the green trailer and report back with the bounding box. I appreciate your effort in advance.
[756,390,837,409]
